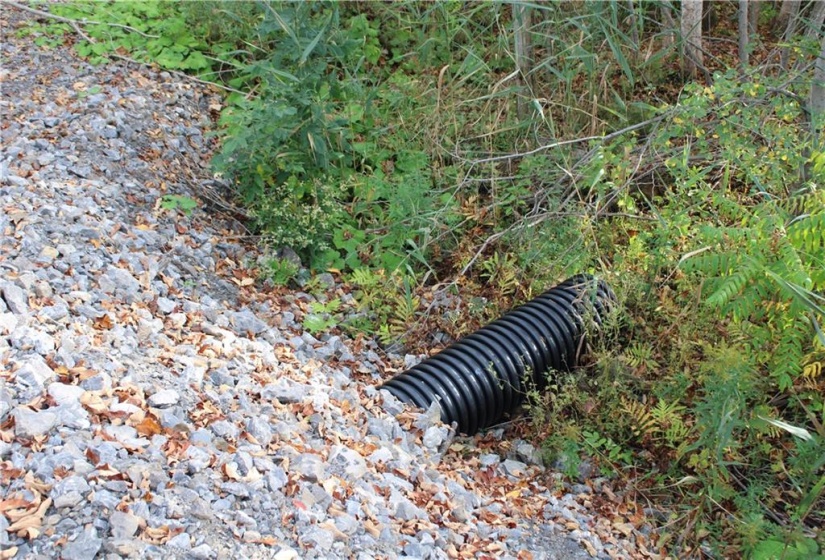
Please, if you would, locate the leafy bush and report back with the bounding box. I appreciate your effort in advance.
[28,1,825,555]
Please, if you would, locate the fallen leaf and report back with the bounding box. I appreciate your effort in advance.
[7,497,51,535]
[0,495,30,513]
[363,519,380,537]
[613,521,634,537]
[318,521,349,541]
[94,464,121,478]
[134,415,162,437]
[93,315,114,330]
[24,472,51,494]
[141,525,172,544]
[223,462,242,481]
[80,392,109,414]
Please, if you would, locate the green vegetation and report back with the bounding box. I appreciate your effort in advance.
[159,194,198,215]
[24,1,825,557]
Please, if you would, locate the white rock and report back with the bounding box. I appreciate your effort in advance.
[0,312,17,334]
[15,355,55,392]
[148,389,180,408]
[48,382,86,406]
[109,511,140,539]
[13,407,58,438]
[1,282,28,314]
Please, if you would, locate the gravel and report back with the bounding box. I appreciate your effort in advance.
[0,4,654,560]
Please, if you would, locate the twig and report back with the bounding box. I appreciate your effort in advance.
[6,0,160,38]
[109,52,247,95]
[465,114,667,166]
[7,0,247,96]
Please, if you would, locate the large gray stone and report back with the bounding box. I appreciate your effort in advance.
[48,382,85,406]
[10,326,55,355]
[147,388,180,408]
[13,407,58,438]
[109,511,140,539]
[14,355,55,396]
[61,527,102,560]
[229,309,269,335]
[1,282,28,314]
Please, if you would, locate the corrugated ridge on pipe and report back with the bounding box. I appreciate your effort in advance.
[380,274,616,435]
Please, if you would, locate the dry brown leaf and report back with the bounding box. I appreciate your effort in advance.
[613,522,634,537]
[93,314,113,330]
[134,415,162,437]
[80,392,109,414]
[222,462,242,481]
[24,471,52,494]
[318,521,349,541]
[85,447,101,466]
[582,540,598,557]
[0,547,18,559]
[20,526,41,539]
[142,525,172,544]
[7,497,51,534]
[363,520,380,538]
[69,366,98,381]
[0,495,30,513]
[94,465,121,478]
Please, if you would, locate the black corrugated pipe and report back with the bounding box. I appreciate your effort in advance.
[379,275,617,435]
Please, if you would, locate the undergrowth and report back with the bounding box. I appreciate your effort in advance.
[23,1,825,557]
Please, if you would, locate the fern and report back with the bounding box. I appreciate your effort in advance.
[620,397,655,438]
[801,360,822,381]
[772,318,808,390]
[682,191,824,391]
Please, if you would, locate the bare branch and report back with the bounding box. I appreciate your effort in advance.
[464,115,667,167]
[6,0,248,96]
[5,0,160,38]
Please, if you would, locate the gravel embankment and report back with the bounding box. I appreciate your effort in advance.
[1,5,657,559]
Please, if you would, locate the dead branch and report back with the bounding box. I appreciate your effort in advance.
[6,0,247,96]
[464,114,667,167]
[6,0,160,38]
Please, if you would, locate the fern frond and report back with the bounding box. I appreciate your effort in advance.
[705,260,761,311]
[682,250,742,276]
[788,212,825,257]
[620,397,655,438]
[771,318,810,390]
[780,189,825,216]
[802,360,823,380]
[651,399,686,424]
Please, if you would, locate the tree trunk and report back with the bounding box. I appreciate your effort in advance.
[780,0,801,70]
[809,33,825,133]
[681,0,704,79]
[776,0,801,35]
[513,2,533,120]
[748,1,759,35]
[660,2,677,51]
[805,0,825,39]
[739,1,749,70]
[627,0,639,59]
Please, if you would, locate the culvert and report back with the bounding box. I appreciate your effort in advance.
[379,275,617,435]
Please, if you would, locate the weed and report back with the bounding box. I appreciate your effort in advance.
[159,194,198,215]
[261,257,299,287]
